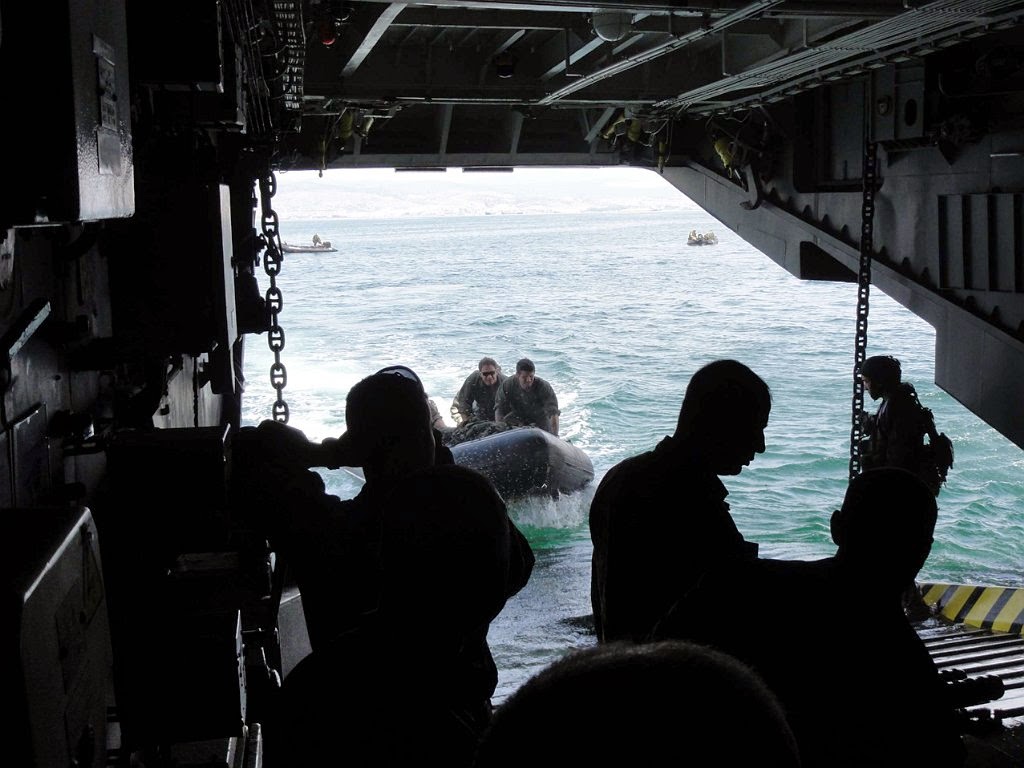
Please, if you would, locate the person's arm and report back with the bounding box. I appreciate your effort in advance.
[858,409,881,470]
[256,419,322,468]
[494,380,511,422]
[539,380,561,436]
[487,373,507,421]
[244,421,343,546]
[451,374,476,424]
[427,398,445,430]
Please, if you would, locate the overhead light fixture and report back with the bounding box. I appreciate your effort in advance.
[592,10,633,43]
[494,52,517,79]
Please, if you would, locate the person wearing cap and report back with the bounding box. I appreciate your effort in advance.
[248,369,440,652]
[858,355,923,476]
[494,358,561,436]
[241,365,533,655]
[451,357,506,425]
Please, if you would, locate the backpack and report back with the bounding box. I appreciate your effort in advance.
[908,387,955,496]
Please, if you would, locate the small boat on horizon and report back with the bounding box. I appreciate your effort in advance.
[687,230,719,246]
[282,235,338,253]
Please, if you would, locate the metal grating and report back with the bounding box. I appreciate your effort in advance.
[919,620,1024,730]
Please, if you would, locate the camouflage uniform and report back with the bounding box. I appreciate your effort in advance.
[451,370,506,423]
[495,376,560,432]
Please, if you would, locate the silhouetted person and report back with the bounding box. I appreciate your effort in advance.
[265,464,534,767]
[451,357,506,425]
[589,359,770,643]
[495,357,560,435]
[471,640,800,767]
[249,368,438,651]
[654,467,966,768]
[859,355,930,479]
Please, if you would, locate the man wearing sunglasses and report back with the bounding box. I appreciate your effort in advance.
[451,357,506,425]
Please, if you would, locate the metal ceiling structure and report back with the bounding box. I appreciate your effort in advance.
[247,1,1024,451]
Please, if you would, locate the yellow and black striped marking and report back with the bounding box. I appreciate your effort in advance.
[920,583,1024,637]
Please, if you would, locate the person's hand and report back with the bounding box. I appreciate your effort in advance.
[255,419,315,468]
[317,432,368,469]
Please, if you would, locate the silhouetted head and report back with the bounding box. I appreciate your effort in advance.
[379,464,512,637]
[342,368,434,478]
[674,359,771,475]
[859,355,902,400]
[473,640,800,767]
[831,467,937,586]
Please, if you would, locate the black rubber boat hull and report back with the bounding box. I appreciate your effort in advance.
[449,427,594,499]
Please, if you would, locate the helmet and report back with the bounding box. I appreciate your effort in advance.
[859,355,902,388]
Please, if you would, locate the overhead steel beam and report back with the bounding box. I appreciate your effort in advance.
[655,0,1024,113]
[350,1,905,16]
[541,29,607,80]
[390,7,576,30]
[342,3,407,79]
[536,0,785,105]
[584,106,619,141]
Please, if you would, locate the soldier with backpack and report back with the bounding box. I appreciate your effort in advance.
[858,355,954,497]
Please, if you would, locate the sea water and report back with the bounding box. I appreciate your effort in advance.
[241,196,1024,701]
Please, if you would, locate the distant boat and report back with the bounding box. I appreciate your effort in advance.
[687,231,719,246]
[281,240,337,253]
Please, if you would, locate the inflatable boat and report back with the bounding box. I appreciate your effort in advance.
[449,427,594,499]
[343,426,594,500]
[281,240,337,253]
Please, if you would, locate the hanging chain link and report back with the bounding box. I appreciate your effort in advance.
[259,171,290,424]
[193,354,200,428]
[848,140,877,482]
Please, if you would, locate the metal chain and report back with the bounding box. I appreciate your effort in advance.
[848,140,877,482]
[258,172,290,424]
[193,354,200,427]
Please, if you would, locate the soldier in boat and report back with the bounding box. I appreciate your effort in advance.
[451,356,506,425]
[495,358,561,436]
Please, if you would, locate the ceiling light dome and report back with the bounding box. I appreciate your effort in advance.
[592,10,633,43]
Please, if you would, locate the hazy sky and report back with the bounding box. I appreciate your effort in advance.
[272,166,700,219]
